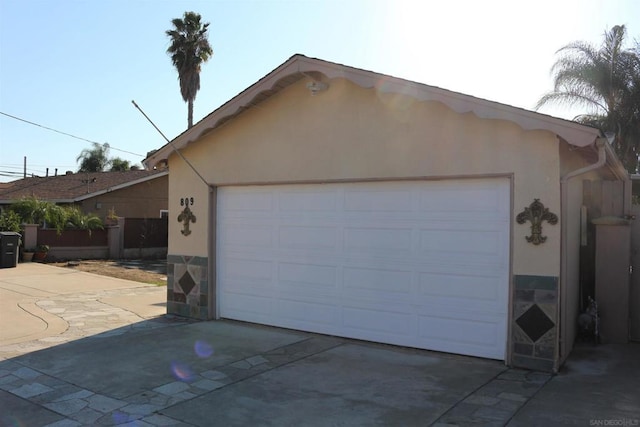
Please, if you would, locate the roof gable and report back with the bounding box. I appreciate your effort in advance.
[144,54,603,170]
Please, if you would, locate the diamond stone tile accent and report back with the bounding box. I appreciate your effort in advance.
[516,304,555,343]
[178,271,196,296]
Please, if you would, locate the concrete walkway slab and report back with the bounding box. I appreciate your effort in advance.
[1,263,152,294]
[508,343,640,426]
[163,342,505,426]
[16,321,308,400]
[1,263,166,356]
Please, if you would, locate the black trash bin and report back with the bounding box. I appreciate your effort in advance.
[0,231,21,268]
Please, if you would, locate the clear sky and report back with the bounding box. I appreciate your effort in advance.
[0,0,638,182]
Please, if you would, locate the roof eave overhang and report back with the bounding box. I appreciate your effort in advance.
[0,171,169,205]
[143,55,605,169]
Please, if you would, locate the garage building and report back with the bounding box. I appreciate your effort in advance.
[144,55,630,372]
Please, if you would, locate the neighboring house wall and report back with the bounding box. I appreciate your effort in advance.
[79,174,168,220]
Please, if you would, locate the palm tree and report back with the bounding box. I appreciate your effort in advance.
[77,142,111,172]
[166,11,213,129]
[537,25,640,172]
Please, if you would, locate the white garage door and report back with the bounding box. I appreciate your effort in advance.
[217,179,510,359]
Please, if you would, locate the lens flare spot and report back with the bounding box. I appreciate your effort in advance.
[112,412,131,424]
[194,340,214,358]
[171,360,194,382]
[7,418,28,427]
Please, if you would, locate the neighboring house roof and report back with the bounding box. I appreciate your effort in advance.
[0,170,169,204]
[144,54,612,171]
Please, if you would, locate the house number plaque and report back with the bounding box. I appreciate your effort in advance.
[177,197,196,236]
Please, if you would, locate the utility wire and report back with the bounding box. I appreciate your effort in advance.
[0,111,144,157]
[132,100,209,187]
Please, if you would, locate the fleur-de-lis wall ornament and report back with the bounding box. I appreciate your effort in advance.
[177,205,196,236]
[516,199,558,245]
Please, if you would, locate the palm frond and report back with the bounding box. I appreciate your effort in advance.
[166,11,213,127]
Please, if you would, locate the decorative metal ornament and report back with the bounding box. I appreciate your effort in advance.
[516,199,558,245]
[177,205,196,236]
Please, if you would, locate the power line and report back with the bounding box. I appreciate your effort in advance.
[0,111,144,157]
[0,163,75,170]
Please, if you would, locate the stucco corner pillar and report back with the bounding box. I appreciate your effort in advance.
[593,216,631,344]
[107,221,123,259]
[22,224,38,249]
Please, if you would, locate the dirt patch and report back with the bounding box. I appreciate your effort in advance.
[49,260,167,286]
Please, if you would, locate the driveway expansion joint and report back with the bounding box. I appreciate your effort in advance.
[431,367,552,426]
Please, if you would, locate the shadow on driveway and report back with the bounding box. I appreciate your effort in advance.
[1,319,524,426]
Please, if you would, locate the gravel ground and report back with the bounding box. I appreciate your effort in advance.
[48,259,167,286]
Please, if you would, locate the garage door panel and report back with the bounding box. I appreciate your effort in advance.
[345,227,413,253]
[418,272,499,300]
[222,258,273,284]
[344,187,413,212]
[279,189,337,212]
[417,318,504,359]
[343,267,413,294]
[278,262,337,289]
[276,299,340,327]
[420,229,503,256]
[222,225,273,248]
[220,292,274,322]
[218,179,509,360]
[221,190,273,212]
[418,315,501,346]
[278,226,338,250]
[420,187,508,220]
[343,306,417,337]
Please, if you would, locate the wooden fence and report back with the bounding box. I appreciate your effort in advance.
[27,217,167,261]
[581,179,627,309]
[38,229,108,247]
[123,218,168,249]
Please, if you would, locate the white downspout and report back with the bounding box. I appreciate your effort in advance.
[558,138,607,369]
[562,139,607,183]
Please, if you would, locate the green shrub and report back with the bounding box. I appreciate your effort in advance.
[0,210,22,232]
[5,197,103,233]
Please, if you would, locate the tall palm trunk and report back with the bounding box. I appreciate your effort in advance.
[166,12,213,132]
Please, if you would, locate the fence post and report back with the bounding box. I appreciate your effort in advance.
[118,217,125,258]
[107,221,122,259]
[22,224,38,250]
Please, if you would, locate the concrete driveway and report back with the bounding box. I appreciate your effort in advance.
[1,263,639,426]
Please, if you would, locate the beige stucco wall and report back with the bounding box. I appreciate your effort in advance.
[168,78,562,277]
[168,168,211,257]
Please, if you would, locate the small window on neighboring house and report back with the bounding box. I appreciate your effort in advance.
[160,210,169,219]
